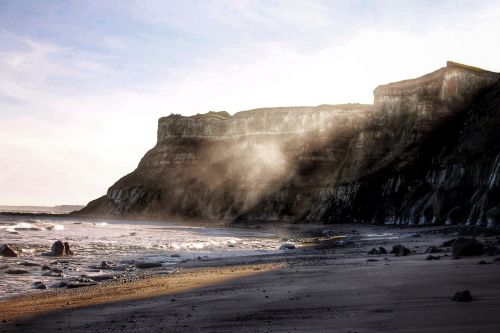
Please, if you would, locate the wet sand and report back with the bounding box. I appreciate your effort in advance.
[2,225,500,332]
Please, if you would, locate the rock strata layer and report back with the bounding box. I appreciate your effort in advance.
[78,62,500,227]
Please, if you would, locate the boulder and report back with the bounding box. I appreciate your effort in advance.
[50,241,74,256]
[51,241,65,256]
[391,245,411,256]
[279,243,296,250]
[452,290,473,302]
[378,247,388,254]
[100,261,112,268]
[63,242,74,255]
[452,238,484,257]
[368,248,380,255]
[0,244,20,257]
[33,281,47,290]
[425,246,441,254]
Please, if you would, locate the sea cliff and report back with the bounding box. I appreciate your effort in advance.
[79,62,500,227]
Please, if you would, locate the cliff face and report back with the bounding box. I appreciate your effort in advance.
[79,62,500,228]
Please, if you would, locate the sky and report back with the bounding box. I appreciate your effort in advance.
[1,0,500,206]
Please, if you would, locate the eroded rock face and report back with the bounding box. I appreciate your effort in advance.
[78,62,500,227]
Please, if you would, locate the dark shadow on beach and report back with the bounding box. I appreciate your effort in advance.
[3,239,500,333]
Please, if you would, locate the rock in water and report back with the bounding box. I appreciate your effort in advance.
[33,281,47,290]
[368,248,380,255]
[50,241,74,256]
[100,261,111,268]
[63,242,74,255]
[0,244,20,257]
[51,241,65,256]
[391,245,411,256]
[378,247,388,254]
[279,243,296,250]
[452,290,473,302]
[452,238,484,257]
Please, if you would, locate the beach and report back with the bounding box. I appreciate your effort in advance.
[2,224,500,332]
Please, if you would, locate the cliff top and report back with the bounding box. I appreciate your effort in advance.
[374,61,499,94]
[159,62,498,124]
[160,104,372,123]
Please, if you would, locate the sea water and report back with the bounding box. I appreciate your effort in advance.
[0,215,281,298]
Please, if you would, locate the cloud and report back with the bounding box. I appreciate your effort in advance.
[0,1,499,205]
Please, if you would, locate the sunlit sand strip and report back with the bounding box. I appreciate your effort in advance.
[0,263,284,322]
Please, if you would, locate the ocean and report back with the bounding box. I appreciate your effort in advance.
[0,215,281,298]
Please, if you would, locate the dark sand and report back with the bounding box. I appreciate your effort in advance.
[1,225,500,332]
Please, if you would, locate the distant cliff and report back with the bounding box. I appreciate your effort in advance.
[79,62,500,228]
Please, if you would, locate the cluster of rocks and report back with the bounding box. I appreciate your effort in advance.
[366,237,499,261]
[48,240,74,256]
[1,241,77,290]
[367,245,410,256]
[1,240,75,258]
[1,239,179,294]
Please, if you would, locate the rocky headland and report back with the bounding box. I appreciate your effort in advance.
[78,62,500,228]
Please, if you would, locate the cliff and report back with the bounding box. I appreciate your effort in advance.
[79,62,500,228]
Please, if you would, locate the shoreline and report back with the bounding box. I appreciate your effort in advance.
[0,263,283,322]
[2,224,500,332]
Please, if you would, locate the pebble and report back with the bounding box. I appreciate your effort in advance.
[452,290,473,302]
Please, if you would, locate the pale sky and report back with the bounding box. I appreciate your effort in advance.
[1,0,500,206]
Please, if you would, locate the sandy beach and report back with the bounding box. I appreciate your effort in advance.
[1,224,500,332]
